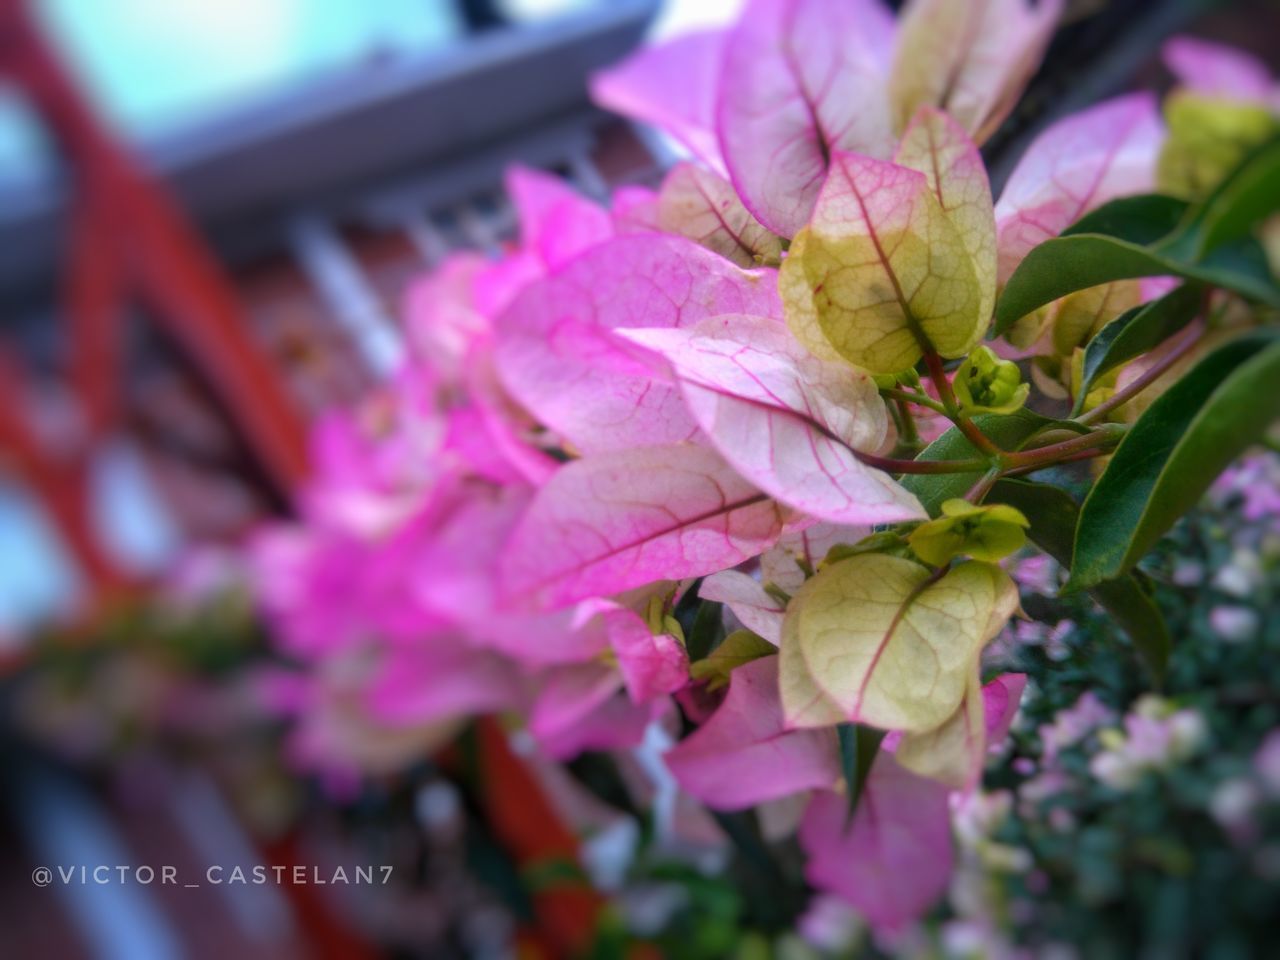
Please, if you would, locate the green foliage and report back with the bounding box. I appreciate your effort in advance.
[1075,283,1203,413]
[994,479,1171,683]
[1070,330,1280,591]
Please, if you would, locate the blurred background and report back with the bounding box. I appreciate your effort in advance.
[0,0,1275,957]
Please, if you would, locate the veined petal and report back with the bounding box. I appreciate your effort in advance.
[505,165,614,270]
[780,555,1019,732]
[620,316,924,524]
[665,656,840,809]
[499,443,786,610]
[658,163,783,268]
[995,93,1164,281]
[699,569,786,645]
[716,0,897,237]
[590,29,729,175]
[889,0,1063,144]
[493,234,780,453]
[896,107,997,326]
[781,151,985,374]
[799,754,954,935]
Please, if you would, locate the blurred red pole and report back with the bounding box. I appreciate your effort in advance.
[0,0,310,498]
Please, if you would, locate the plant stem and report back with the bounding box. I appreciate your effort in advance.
[923,351,1002,456]
[964,466,1001,504]
[1002,426,1125,470]
[880,386,948,417]
[853,449,989,474]
[1002,447,1112,477]
[1075,325,1202,425]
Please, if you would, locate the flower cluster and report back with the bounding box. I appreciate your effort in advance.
[246,1,1280,946]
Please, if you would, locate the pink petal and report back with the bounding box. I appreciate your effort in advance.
[620,316,925,524]
[699,570,785,644]
[716,0,897,237]
[529,662,654,760]
[590,29,729,175]
[506,165,614,270]
[657,162,782,267]
[665,656,839,809]
[799,754,954,936]
[760,522,868,592]
[585,599,689,703]
[493,234,781,454]
[983,672,1027,746]
[369,639,526,726]
[499,443,785,610]
[1163,36,1274,102]
[611,185,662,233]
[994,93,1163,281]
[890,0,1063,145]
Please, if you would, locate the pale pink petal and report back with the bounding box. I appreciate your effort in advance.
[611,184,662,233]
[403,252,491,380]
[493,234,781,454]
[799,754,954,935]
[983,672,1027,746]
[995,93,1163,281]
[590,30,729,175]
[529,663,654,760]
[620,316,925,524]
[462,343,559,486]
[760,522,868,592]
[665,656,839,809]
[499,443,785,610]
[657,162,782,267]
[1163,36,1274,102]
[592,600,689,703]
[890,0,1063,145]
[717,0,897,237]
[369,639,526,726]
[699,569,785,644]
[506,165,614,270]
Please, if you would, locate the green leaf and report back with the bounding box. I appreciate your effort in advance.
[994,232,1277,334]
[688,630,775,689]
[1070,330,1280,591]
[901,410,1082,515]
[991,479,1171,683]
[837,723,887,818]
[1062,194,1189,245]
[1161,134,1280,260]
[1075,283,1203,410]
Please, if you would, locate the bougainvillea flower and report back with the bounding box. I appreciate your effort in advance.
[895,671,1027,790]
[799,752,954,935]
[889,0,1062,144]
[505,165,615,271]
[499,443,787,610]
[780,555,1019,731]
[1163,35,1276,103]
[698,570,786,645]
[590,28,729,175]
[619,315,924,524]
[656,162,783,268]
[782,147,991,375]
[494,233,781,453]
[716,0,898,237]
[993,92,1164,282]
[664,656,839,809]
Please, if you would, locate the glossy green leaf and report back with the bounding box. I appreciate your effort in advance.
[1161,134,1280,261]
[901,410,1081,515]
[837,723,887,818]
[994,232,1277,334]
[991,479,1170,683]
[1070,330,1280,591]
[1075,283,1203,409]
[1062,194,1189,245]
[688,630,776,690]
